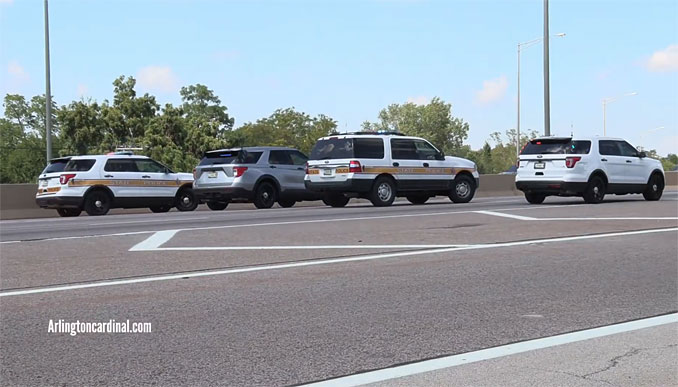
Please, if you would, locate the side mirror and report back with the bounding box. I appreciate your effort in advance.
[165,167,171,174]
[435,151,445,160]
[638,151,647,158]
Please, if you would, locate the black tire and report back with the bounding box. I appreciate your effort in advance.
[83,190,112,216]
[278,198,296,208]
[583,176,606,204]
[524,192,546,204]
[175,188,198,211]
[322,194,350,208]
[449,175,476,203]
[206,201,229,211]
[57,208,81,217]
[253,181,277,209]
[643,173,664,201]
[368,176,396,207]
[150,205,171,213]
[406,194,430,205]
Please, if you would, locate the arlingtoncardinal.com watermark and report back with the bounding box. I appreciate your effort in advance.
[48,319,152,336]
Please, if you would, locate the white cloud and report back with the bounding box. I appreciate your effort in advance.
[76,84,88,97]
[646,44,678,72]
[475,75,507,104]
[0,0,14,5]
[406,96,429,105]
[7,60,28,82]
[136,65,179,93]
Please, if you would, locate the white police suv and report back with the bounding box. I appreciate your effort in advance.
[304,132,480,207]
[515,136,665,204]
[36,153,197,216]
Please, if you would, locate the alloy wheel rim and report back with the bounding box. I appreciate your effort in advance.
[456,182,470,197]
[377,183,392,201]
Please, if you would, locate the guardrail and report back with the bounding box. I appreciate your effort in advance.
[1,172,676,220]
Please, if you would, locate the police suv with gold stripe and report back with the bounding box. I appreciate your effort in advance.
[36,152,197,217]
[305,132,479,207]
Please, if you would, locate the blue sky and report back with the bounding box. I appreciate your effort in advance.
[1,0,676,155]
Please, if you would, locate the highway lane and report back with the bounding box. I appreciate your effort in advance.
[0,194,676,386]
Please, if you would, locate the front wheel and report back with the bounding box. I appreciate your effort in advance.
[175,188,198,211]
[643,174,664,201]
[583,176,606,204]
[369,177,396,207]
[206,201,229,211]
[449,175,476,203]
[57,208,81,217]
[150,205,171,213]
[524,192,546,204]
[278,198,296,208]
[322,194,350,208]
[83,190,112,216]
[253,182,277,209]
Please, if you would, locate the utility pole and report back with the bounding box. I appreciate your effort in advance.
[44,0,52,162]
[516,43,521,159]
[543,0,550,136]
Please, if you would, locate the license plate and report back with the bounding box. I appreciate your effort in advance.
[207,171,218,178]
[534,162,545,169]
[323,169,333,176]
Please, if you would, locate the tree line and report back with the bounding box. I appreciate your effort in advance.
[2,76,675,184]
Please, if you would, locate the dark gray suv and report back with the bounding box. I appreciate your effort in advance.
[193,147,321,210]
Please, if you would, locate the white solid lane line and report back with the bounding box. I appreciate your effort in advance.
[2,227,675,297]
[138,245,474,251]
[302,314,678,387]
[476,211,678,222]
[90,217,210,226]
[475,210,537,221]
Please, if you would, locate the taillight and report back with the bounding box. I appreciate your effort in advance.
[60,173,76,185]
[192,168,197,179]
[565,156,581,168]
[233,166,248,177]
[348,160,362,173]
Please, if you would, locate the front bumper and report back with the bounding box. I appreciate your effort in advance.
[304,179,374,193]
[515,180,588,196]
[194,187,253,202]
[35,195,83,209]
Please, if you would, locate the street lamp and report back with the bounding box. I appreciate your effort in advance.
[516,32,565,159]
[602,92,637,136]
[44,0,52,163]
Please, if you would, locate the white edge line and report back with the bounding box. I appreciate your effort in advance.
[90,217,210,226]
[146,245,472,251]
[475,210,537,221]
[2,227,676,298]
[302,313,678,387]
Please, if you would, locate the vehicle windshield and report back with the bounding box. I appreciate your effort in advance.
[41,158,70,174]
[310,138,384,160]
[521,139,591,155]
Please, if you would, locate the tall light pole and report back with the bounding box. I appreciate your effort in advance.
[602,92,637,136]
[543,0,550,137]
[44,0,52,163]
[516,33,565,159]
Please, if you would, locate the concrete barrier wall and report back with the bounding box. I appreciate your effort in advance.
[2,172,676,220]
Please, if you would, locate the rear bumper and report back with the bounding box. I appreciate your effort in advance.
[305,179,373,193]
[515,180,588,195]
[35,195,83,209]
[194,187,252,202]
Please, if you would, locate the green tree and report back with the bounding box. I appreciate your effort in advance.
[180,84,236,157]
[143,103,198,172]
[58,99,106,155]
[361,97,469,154]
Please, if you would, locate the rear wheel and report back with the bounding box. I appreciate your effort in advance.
[150,205,171,213]
[524,192,546,204]
[369,177,396,207]
[643,173,664,201]
[322,193,350,208]
[406,194,430,205]
[449,175,475,203]
[253,182,277,209]
[175,188,198,211]
[583,176,606,204]
[206,201,229,211]
[83,190,112,216]
[278,198,296,208]
[57,208,81,217]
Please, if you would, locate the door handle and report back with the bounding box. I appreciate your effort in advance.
[423,163,429,167]
[601,159,608,162]
[626,160,632,163]
[393,162,399,167]
[270,165,277,169]
[104,174,114,178]
[297,167,304,170]
[141,175,151,178]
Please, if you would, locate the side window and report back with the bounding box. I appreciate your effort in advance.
[242,151,263,164]
[104,159,138,172]
[268,150,292,165]
[413,140,439,160]
[599,140,620,156]
[354,138,384,159]
[617,141,639,157]
[64,159,96,172]
[390,139,418,160]
[135,159,167,173]
[288,151,308,166]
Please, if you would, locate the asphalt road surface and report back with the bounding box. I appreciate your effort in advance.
[1,193,677,386]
